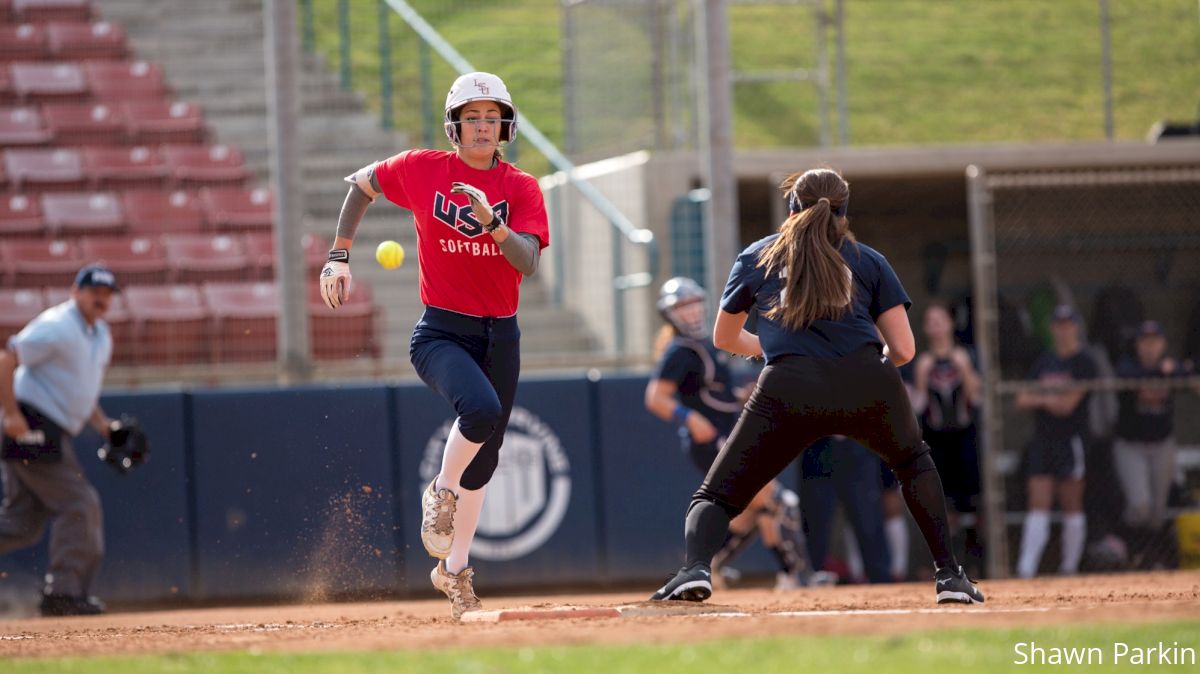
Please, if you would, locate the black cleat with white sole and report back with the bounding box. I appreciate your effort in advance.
[650,562,713,602]
[935,564,985,605]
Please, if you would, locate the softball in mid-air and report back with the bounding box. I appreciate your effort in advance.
[375,240,405,270]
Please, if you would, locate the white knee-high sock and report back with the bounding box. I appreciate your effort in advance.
[436,421,484,495]
[885,516,909,580]
[445,485,487,575]
[1017,510,1051,578]
[1060,512,1086,574]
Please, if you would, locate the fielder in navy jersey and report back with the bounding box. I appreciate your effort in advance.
[318,72,548,620]
[650,167,983,605]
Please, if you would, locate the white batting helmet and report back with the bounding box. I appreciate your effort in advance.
[444,71,518,145]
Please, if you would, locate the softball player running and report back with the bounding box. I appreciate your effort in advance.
[319,72,548,619]
[646,277,822,590]
[650,168,983,605]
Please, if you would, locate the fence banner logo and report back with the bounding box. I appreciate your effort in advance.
[420,407,571,561]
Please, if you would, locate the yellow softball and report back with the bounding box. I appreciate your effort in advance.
[375,240,405,270]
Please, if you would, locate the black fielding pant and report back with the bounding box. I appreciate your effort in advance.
[687,345,957,569]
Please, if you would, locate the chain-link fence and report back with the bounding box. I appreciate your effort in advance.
[968,165,1200,579]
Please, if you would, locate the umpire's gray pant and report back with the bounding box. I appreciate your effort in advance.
[0,438,104,596]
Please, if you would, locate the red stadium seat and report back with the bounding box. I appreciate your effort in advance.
[42,101,124,144]
[0,105,52,145]
[161,144,248,187]
[0,237,80,287]
[47,21,126,60]
[200,186,272,231]
[123,101,205,144]
[124,284,210,364]
[163,233,248,282]
[0,66,15,106]
[13,0,92,23]
[0,0,11,22]
[202,281,277,362]
[308,280,378,360]
[242,231,327,280]
[40,190,122,236]
[121,188,204,234]
[10,62,87,102]
[3,147,85,191]
[83,145,166,188]
[0,288,45,345]
[0,23,49,61]
[43,284,134,363]
[84,60,166,101]
[0,193,44,237]
[80,234,167,285]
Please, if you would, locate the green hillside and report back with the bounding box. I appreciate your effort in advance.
[311,0,1200,162]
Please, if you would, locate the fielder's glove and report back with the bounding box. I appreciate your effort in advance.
[320,249,352,309]
[98,415,150,474]
[450,182,502,232]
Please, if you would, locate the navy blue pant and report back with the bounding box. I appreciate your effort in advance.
[409,307,520,490]
[800,436,892,583]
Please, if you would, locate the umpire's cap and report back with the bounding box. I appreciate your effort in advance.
[74,264,120,292]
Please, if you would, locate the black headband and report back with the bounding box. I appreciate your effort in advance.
[788,191,848,217]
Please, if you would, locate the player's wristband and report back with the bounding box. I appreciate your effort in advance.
[327,249,350,263]
[671,404,691,426]
[483,214,504,234]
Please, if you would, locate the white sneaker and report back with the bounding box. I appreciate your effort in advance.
[774,571,800,592]
[420,479,457,559]
[431,561,483,619]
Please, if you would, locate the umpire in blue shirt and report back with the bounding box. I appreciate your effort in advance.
[0,265,118,616]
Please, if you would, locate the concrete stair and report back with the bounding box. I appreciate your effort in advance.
[91,0,600,373]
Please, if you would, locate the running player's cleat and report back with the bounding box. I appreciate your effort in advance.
[935,564,985,605]
[649,562,713,602]
[420,479,457,559]
[431,560,483,620]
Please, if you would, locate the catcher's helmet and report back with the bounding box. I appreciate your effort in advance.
[444,72,518,145]
[658,276,708,339]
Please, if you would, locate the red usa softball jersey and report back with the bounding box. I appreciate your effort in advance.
[374,149,550,317]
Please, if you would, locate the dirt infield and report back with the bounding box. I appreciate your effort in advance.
[2,571,1197,659]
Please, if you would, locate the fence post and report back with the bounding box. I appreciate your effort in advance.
[419,40,434,147]
[835,0,848,145]
[1098,0,1114,140]
[264,0,311,383]
[966,165,1009,580]
[338,0,351,90]
[378,0,393,130]
[300,0,314,53]
[612,227,625,357]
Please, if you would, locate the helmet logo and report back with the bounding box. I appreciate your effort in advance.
[474,79,490,95]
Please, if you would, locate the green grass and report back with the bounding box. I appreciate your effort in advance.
[309,0,1200,169]
[8,620,1200,673]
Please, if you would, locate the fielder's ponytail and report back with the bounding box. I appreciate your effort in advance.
[758,169,855,330]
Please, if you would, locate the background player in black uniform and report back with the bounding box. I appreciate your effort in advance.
[1014,304,1096,578]
[911,300,983,576]
[645,277,821,590]
[650,168,983,605]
